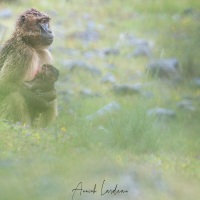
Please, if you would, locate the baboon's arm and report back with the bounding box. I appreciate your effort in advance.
[0,47,50,110]
[36,89,57,102]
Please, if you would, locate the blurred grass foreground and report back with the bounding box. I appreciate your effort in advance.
[0,0,200,200]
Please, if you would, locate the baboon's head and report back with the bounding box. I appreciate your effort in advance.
[15,8,53,48]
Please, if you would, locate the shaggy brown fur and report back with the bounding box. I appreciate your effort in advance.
[15,9,51,48]
[0,8,57,127]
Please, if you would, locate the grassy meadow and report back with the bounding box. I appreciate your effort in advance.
[0,0,200,199]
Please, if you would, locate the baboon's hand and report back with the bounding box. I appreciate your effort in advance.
[36,89,57,102]
[19,86,50,111]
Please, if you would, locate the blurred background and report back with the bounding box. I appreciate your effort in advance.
[0,0,200,199]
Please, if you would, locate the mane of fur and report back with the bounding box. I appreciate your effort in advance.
[14,8,50,40]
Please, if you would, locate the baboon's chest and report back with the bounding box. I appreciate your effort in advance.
[24,49,52,81]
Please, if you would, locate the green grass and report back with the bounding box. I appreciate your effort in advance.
[0,0,200,199]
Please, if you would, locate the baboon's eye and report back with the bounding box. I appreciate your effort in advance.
[39,18,49,24]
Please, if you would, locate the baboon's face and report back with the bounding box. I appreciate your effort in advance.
[42,64,59,82]
[17,8,54,48]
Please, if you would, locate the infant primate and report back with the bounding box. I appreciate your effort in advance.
[28,64,59,93]
[26,64,59,122]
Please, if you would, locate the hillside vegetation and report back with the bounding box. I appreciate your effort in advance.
[0,0,200,199]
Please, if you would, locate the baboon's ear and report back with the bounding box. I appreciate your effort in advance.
[20,15,26,23]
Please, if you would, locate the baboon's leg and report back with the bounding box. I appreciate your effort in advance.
[34,100,57,127]
[0,92,31,125]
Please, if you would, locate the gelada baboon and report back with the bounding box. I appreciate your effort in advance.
[0,8,58,127]
[26,64,59,121]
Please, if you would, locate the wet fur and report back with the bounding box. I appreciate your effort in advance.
[0,8,57,127]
